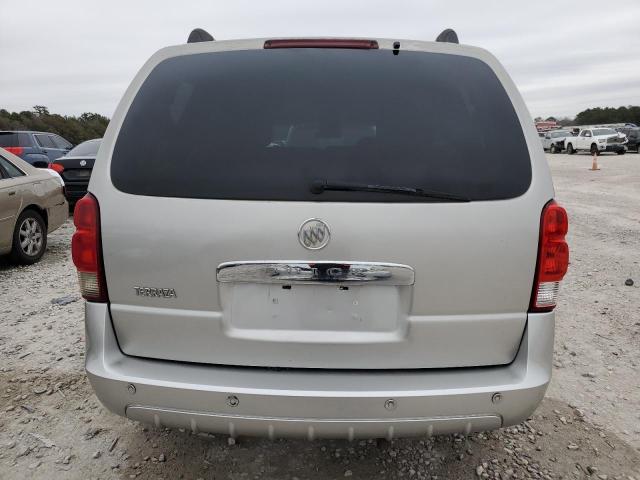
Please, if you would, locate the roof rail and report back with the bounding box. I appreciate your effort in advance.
[187,28,214,43]
[435,29,459,44]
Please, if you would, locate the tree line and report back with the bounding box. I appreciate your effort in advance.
[0,106,109,146]
[536,105,640,127]
[573,106,640,126]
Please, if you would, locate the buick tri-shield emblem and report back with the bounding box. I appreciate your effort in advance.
[298,218,331,250]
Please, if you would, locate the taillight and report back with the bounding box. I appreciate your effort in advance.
[530,201,569,312]
[4,146,23,156]
[72,194,108,302]
[264,39,379,49]
[48,162,64,173]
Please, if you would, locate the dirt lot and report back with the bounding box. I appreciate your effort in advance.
[1,152,639,479]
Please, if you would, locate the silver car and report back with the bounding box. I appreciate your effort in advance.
[0,148,67,264]
[73,32,569,439]
[540,130,573,153]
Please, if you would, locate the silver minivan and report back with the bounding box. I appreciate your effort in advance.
[73,33,569,439]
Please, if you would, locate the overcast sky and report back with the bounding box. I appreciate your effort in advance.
[1,0,639,119]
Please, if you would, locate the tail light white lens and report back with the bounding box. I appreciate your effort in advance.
[72,194,108,302]
[530,201,569,312]
[534,281,560,309]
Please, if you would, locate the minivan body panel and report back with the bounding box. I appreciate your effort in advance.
[103,194,538,368]
[90,38,555,370]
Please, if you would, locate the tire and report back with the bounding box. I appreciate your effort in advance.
[9,209,47,265]
[617,150,625,155]
[566,143,575,154]
[550,144,557,154]
[590,144,599,156]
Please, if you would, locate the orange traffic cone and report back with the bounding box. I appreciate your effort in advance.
[590,152,600,171]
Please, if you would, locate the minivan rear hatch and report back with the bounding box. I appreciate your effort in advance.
[97,40,551,369]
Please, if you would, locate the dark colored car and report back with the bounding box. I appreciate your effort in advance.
[49,139,101,205]
[617,127,640,152]
[0,131,73,166]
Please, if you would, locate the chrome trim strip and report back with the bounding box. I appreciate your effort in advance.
[216,261,415,286]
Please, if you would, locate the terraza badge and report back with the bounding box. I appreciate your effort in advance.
[134,286,177,298]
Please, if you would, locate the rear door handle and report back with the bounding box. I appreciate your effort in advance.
[8,191,16,196]
[217,261,415,286]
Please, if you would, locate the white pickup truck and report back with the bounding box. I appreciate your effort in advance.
[565,127,627,155]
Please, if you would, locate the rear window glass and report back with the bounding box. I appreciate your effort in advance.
[112,49,531,202]
[0,155,25,178]
[592,129,616,136]
[52,135,73,149]
[67,139,101,157]
[0,132,20,147]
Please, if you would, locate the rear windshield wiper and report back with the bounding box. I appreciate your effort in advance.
[310,180,470,202]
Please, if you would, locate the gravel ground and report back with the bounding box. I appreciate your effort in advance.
[1,152,639,479]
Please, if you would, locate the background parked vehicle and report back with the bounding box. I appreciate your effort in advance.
[0,147,67,264]
[49,138,101,205]
[0,131,73,167]
[565,128,627,155]
[617,126,640,153]
[541,130,573,153]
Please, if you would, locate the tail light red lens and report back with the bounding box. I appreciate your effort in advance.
[264,39,379,49]
[530,201,569,312]
[48,162,64,173]
[72,194,108,302]
[4,146,23,156]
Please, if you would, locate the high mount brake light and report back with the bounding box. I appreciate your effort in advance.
[72,194,108,302]
[264,39,379,49]
[530,200,569,312]
[48,163,64,173]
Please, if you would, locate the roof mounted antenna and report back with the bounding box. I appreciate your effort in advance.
[435,28,459,44]
[187,28,214,43]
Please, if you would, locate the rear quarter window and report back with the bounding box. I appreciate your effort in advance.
[111,49,532,202]
[35,134,56,148]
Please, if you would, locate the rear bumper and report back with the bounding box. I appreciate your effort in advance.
[47,199,68,233]
[85,302,554,439]
[63,182,89,202]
